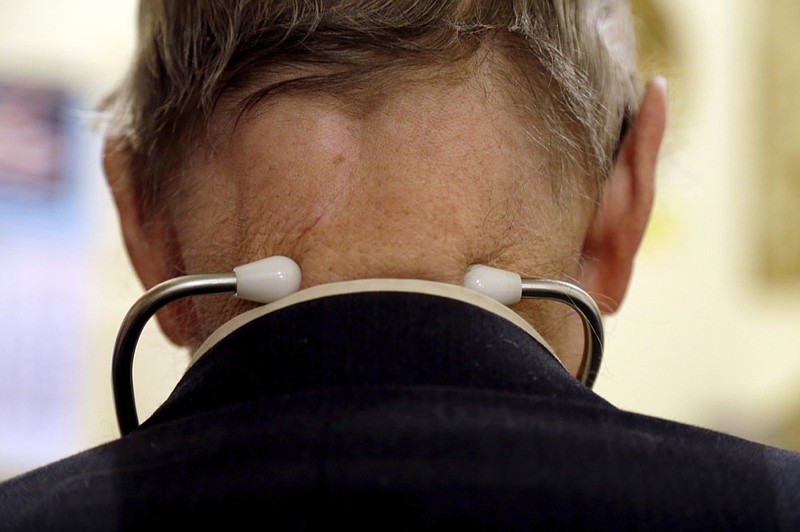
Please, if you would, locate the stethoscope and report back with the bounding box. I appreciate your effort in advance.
[112,257,604,435]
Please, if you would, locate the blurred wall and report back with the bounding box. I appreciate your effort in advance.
[0,0,798,479]
[595,0,800,448]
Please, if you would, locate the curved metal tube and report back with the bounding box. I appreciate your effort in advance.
[111,274,237,435]
[112,274,604,436]
[521,278,604,388]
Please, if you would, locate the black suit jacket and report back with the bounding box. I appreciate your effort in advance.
[1,281,799,530]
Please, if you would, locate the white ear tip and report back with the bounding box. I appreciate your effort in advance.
[463,264,522,305]
[234,256,302,303]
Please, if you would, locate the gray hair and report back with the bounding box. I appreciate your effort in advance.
[105,0,640,206]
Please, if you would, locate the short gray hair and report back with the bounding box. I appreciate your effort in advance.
[105,0,640,206]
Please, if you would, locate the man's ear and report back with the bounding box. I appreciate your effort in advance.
[103,137,194,345]
[579,78,668,314]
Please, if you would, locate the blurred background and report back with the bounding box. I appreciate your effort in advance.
[0,0,799,480]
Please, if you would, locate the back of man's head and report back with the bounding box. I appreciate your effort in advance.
[106,0,639,207]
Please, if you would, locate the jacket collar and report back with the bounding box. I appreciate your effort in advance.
[144,280,597,429]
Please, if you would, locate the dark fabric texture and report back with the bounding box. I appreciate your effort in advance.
[1,291,799,530]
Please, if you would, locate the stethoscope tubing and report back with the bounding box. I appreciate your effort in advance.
[112,274,237,435]
[112,275,603,436]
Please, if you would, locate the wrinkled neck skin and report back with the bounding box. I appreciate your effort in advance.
[167,65,595,375]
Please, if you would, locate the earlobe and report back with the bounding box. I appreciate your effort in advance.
[104,137,167,292]
[103,137,195,346]
[579,78,668,314]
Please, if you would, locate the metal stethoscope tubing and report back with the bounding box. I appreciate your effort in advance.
[520,278,604,387]
[112,260,604,436]
[111,274,237,437]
